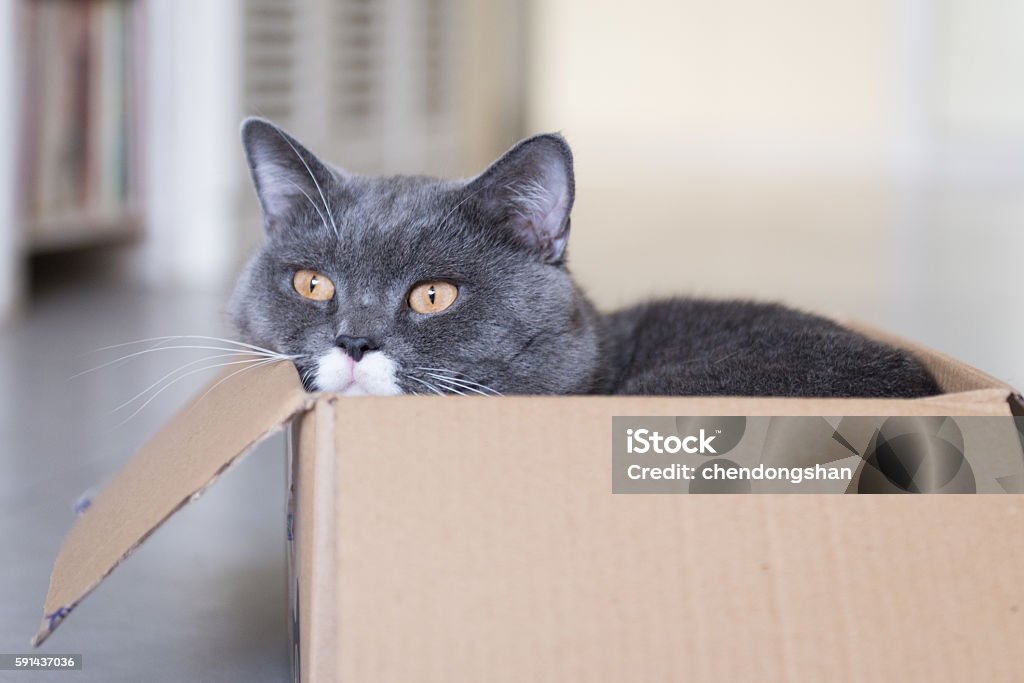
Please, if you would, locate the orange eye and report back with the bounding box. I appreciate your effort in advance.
[293,269,335,301]
[408,281,458,314]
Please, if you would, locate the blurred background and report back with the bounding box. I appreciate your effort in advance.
[0,0,1021,680]
[0,0,1022,376]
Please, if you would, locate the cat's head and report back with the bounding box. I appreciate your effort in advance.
[229,118,602,395]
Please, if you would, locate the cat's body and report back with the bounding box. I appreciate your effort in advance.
[599,299,938,396]
[230,118,939,398]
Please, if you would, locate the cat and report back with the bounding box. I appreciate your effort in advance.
[229,118,940,398]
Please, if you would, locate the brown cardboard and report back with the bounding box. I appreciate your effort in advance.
[32,358,311,646]
[34,326,1024,680]
[308,399,1024,682]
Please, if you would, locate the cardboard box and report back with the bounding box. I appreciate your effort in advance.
[34,324,1024,681]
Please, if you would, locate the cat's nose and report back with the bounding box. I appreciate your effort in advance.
[334,335,379,362]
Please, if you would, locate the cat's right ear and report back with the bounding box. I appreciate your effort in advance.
[466,133,575,264]
[240,117,340,233]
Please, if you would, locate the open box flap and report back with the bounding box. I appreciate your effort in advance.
[33,358,310,646]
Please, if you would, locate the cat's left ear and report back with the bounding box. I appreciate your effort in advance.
[240,117,342,233]
[467,133,575,264]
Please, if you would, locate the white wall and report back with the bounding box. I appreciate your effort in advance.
[939,0,1024,138]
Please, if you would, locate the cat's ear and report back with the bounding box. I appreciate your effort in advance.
[240,117,341,233]
[467,133,575,264]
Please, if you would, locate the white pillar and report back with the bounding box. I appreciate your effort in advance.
[140,0,242,290]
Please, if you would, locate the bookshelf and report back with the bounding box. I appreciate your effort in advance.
[0,0,17,320]
[0,0,522,323]
[16,0,144,254]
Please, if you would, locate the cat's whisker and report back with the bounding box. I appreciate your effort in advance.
[420,374,501,396]
[409,373,471,397]
[90,335,290,359]
[440,377,501,396]
[405,375,446,396]
[422,376,475,397]
[114,357,280,427]
[414,366,473,377]
[270,127,339,237]
[422,373,497,397]
[111,352,244,413]
[414,367,502,395]
[72,345,291,380]
[437,383,468,397]
[192,357,284,409]
[95,337,179,374]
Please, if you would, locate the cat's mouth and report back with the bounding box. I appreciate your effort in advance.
[312,347,403,396]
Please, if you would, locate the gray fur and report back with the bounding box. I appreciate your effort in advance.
[230,118,939,398]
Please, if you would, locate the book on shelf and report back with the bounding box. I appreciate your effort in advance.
[19,0,142,246]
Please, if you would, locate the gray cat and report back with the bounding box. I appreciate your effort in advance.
[230,118,939,398]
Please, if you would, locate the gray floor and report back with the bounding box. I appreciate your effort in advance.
[0,277,291,682]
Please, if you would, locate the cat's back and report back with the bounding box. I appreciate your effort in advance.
[600,299,940,398]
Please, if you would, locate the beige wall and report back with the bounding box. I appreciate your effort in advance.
[527,0,901,182]
[526,0,909,316]
[523,0,1024,382]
